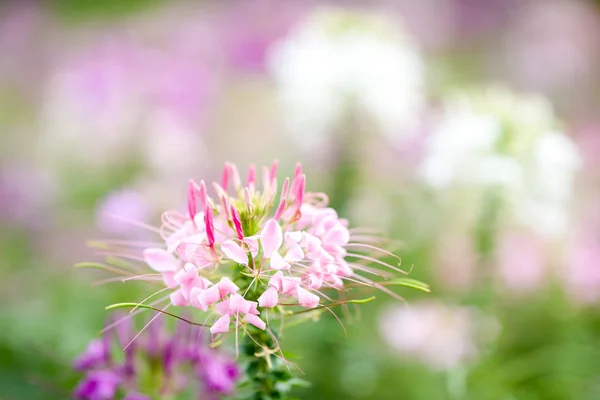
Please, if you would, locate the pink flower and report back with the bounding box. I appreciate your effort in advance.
[91,161,412,344]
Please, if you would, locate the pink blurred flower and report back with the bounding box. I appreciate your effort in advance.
[96,189,151,237]
[434,234,477,292]
[40,28,214,174]
[496,231,546,294]
[217,0,309,73]
[379,301,498,370]
[565,229,600,305]
[502,0,600,99]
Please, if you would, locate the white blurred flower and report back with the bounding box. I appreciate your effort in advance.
[268,7,423,148]
[420,87,581,236]
[379,301,498,371]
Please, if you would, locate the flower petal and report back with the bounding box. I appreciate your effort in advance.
[210,314,231,334]
[281,275,301,295]
[170,289,188,307]
[270,252,290,270]
[297,287,320,308]
[257,287,279,308]
[268,271,284,291]
[245,314,266,330]
[217,277,240,295]
[260,219,283,258]
[143,248,178,272]
[199,286,222,308]
[229,293,251,314]
[284,241,304,262]
[221,240,248,265]
[244,236,260,257]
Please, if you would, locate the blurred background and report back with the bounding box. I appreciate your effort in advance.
[2,0,600,398]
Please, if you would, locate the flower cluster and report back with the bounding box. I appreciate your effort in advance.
[135,161,399,338]
[95,161,405,345]
[73,313,239,400]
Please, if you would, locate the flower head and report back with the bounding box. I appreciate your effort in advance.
[89,161,413,358]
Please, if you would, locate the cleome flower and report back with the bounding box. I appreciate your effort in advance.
[85,161,421,356]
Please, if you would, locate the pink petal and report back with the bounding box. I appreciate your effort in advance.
[143,248,178,272]
[215,300,231,316]
[174,263,197,285]
[328,275,344,289]
[322,225,350,247]
[260,219,282,258]
[221,240,248,265]
[162,271,177,288]
[268,271,284,291]
[210,314,231,334]
[297,287,319,308]
[229,293,251,314]
[199,286,222,308]
[170,289,188,306]
[285,231,303,243]
[257,287,279,308]
[284,241,304,262]
[189,287,206,310]
[281,276,301,295]
[217,277,239,295]
[245,313,266,330]
[247,301,259,315]
[244,236,260,257]
[307,273,323,289]
[198,277,213,290]
[270,252,290,270]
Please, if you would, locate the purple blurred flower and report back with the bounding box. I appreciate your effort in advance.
[73,337,110,371]
[199,353,241,394]
[73,313,240,399]
[74,370,121,400]
[218,0,308,73]
[96,189,150,237]
[501,0,600,100]
[40,27,213,174]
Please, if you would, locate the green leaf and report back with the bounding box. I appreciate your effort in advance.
[105,302,156,311]
[386,278,430,292]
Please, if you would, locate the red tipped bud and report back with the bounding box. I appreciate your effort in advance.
[204,205,215,248]
[221,163,231,191]
[187,180,201,221]
[230,205,244,239]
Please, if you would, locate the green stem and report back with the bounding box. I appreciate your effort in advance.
[234,265,294,400]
